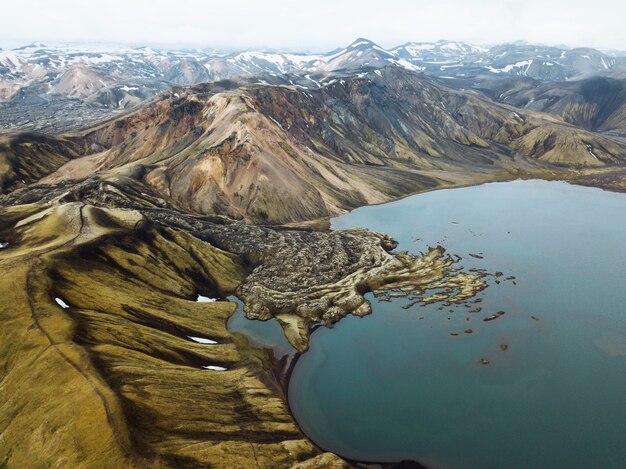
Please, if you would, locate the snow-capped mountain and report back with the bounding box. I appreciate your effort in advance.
[483,44,622,80]
[220,50,325,75]
[2,39,625,103]
[390,42,626,81]
[314,38,422,72]
[2,38,626,134]
[0,39,424,106]
[392,40,488,62]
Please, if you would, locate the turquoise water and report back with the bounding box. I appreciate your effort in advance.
[286,180,626,468]
[227,296,295,358]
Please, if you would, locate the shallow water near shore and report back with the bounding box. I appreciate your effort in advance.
[281,180,626,468]
[227,296,295,358]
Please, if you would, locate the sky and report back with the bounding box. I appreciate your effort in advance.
[1,0,625,51]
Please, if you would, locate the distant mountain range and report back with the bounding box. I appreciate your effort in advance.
[1,38,625,108]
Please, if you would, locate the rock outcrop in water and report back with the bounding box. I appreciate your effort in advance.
[202,224,486,351]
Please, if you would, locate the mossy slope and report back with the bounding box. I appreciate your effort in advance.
[0,202,347,468]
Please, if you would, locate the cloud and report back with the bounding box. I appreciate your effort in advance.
[0,0,624,51]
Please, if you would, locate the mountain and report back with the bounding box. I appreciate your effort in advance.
[4,66,625,223]
[49,64,112,98]
[483,44,623,81]
[3,39,626,137]
[2,38,622,103]
[483,76,626,137]
[392,40,488,62]
[0,176,361,468]
[0,132,88,192]
[164,58,212,85]
[316,38,422,72]
[391,40,488,77]
[391,43,626,82]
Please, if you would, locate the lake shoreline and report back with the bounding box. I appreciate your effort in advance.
[284,179,626,468]
[268,322,433,469]
[277,167,626,232]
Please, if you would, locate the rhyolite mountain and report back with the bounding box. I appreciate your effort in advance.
[3,66,626,224]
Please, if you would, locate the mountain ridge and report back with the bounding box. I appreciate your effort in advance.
[3,38,626,137]
[3,65,626,224]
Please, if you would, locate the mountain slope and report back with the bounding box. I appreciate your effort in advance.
[0,132,89,192]
[0,197,355,468]
[6,66,624,225]
[486,76,626,136]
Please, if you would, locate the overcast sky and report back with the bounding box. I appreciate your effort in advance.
[1,0,625,51]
